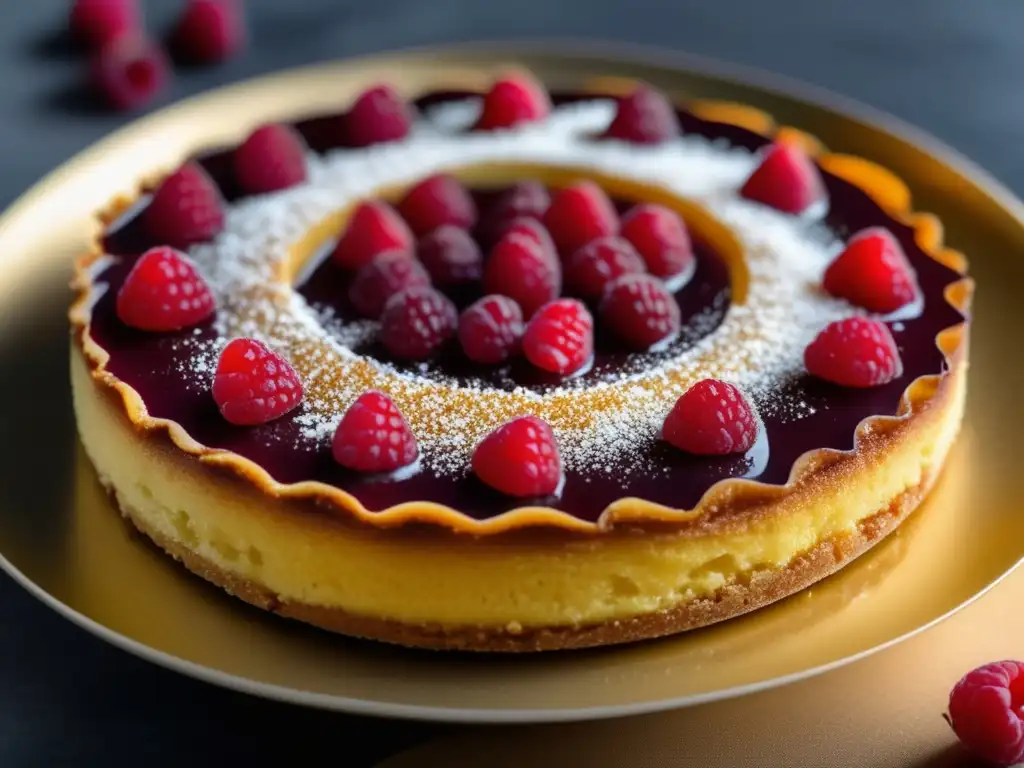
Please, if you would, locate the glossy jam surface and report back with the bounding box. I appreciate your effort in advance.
[88,92,965,523]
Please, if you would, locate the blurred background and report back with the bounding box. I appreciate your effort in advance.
[1,0,1019,764]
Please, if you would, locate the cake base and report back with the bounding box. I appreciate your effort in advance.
[105,476,930,652]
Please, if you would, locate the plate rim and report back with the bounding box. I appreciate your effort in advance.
[3,38,1021,724]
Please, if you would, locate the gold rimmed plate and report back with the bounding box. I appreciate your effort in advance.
[0,42,1021,723]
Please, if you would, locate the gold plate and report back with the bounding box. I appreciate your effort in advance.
[0,43,1021,723]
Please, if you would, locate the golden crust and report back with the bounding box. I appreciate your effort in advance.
[104,469,931,652]
[68,90,973,537]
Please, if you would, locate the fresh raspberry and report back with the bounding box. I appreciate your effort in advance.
[804,317,903,388]
[144,161,225,248]
[473,73,551,131]
[211,338,303,426]
[90,34,170,112]
[600,273,681,350]
[823,227,919,314]
[169,0,246,65]
[477,181,551,246]
[565,236,646,301]
[663,379,759,455]
[472,416,562,497]
[543,181,619,257]
[348,251,430,318]
[331,390,418,473]
[948,660,1024,766]
[458,295,524,365]
[482,219,561,318]
[70,0,140,49]
[332,201,414,271]
[603,85,681,145]
[417,226,483,287]
[345,84,412,147]
[398,174,477,237]
[379,286,457,360]
[116,246,215,332]
[620,204,695,281]
[740,141,826,214]
[522,299,594,376]
[233,123,307,195]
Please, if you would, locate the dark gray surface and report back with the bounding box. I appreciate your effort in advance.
[0,1,1015,765]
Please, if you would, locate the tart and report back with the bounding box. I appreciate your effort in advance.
[69,72,972,652]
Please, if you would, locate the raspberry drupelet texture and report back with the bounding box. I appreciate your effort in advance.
[603,85,682,145]
[473,73,551,131]
[143,161,225,248]
[458,295,525,365]
[472,415,562,497]
[116,246,215,332]
[332,201,414,271]
[345,84,413,147]
[543,181,619,257]
[90,34,170,112]
[398,173,477,237]
[948,660,1024,766]
[170,0,246,65]
[212,338,304,426]
[233,123,308,195]
[564,236,646,301]
[378,286,458,360]
[740,141,827,215]
[332,390,419,473]
[663,379,759,456]
[804,317,903,388]
[823,227,919,314]
[482,218,561,318]
[348,251,431,319]
[522,298,594,376]
[600,273,681,350]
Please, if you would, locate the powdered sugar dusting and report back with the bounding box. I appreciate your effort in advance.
[147,98,859,482]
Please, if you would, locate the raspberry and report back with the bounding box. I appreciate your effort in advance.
[473,73,551,131]
[948,660,1024,766]
[740,141,826,215]
[417,226,482,287]
[522,299,594,376]
[663,379,759,455]
[116,246,215,332]
[823,227,919,314]
[143,161,225,248]
[600,273,681,350]
[70,0,140,49]
[379,287,457,360]
[620,204,695,281]
[543,181,619,257]
[472,416,562,497]
[331,390,418,473]
[332,201,413,271]
[458,295,524,365]
[804,317,903,388]
[348,251,430,318]
[233,123,307,195]
[565,236,646,301]
[212,338,303,426]
[477,181,551,246]
[90,34,169,112]
[170,0,246,65]
[483,219,561,318]
[345,84,412,147]
[603,85,681,145]
[398,174,477,237]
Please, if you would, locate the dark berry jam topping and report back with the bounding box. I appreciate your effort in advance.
[87,90,965,524]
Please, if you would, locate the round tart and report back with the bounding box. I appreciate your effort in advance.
[69,72,972,652]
